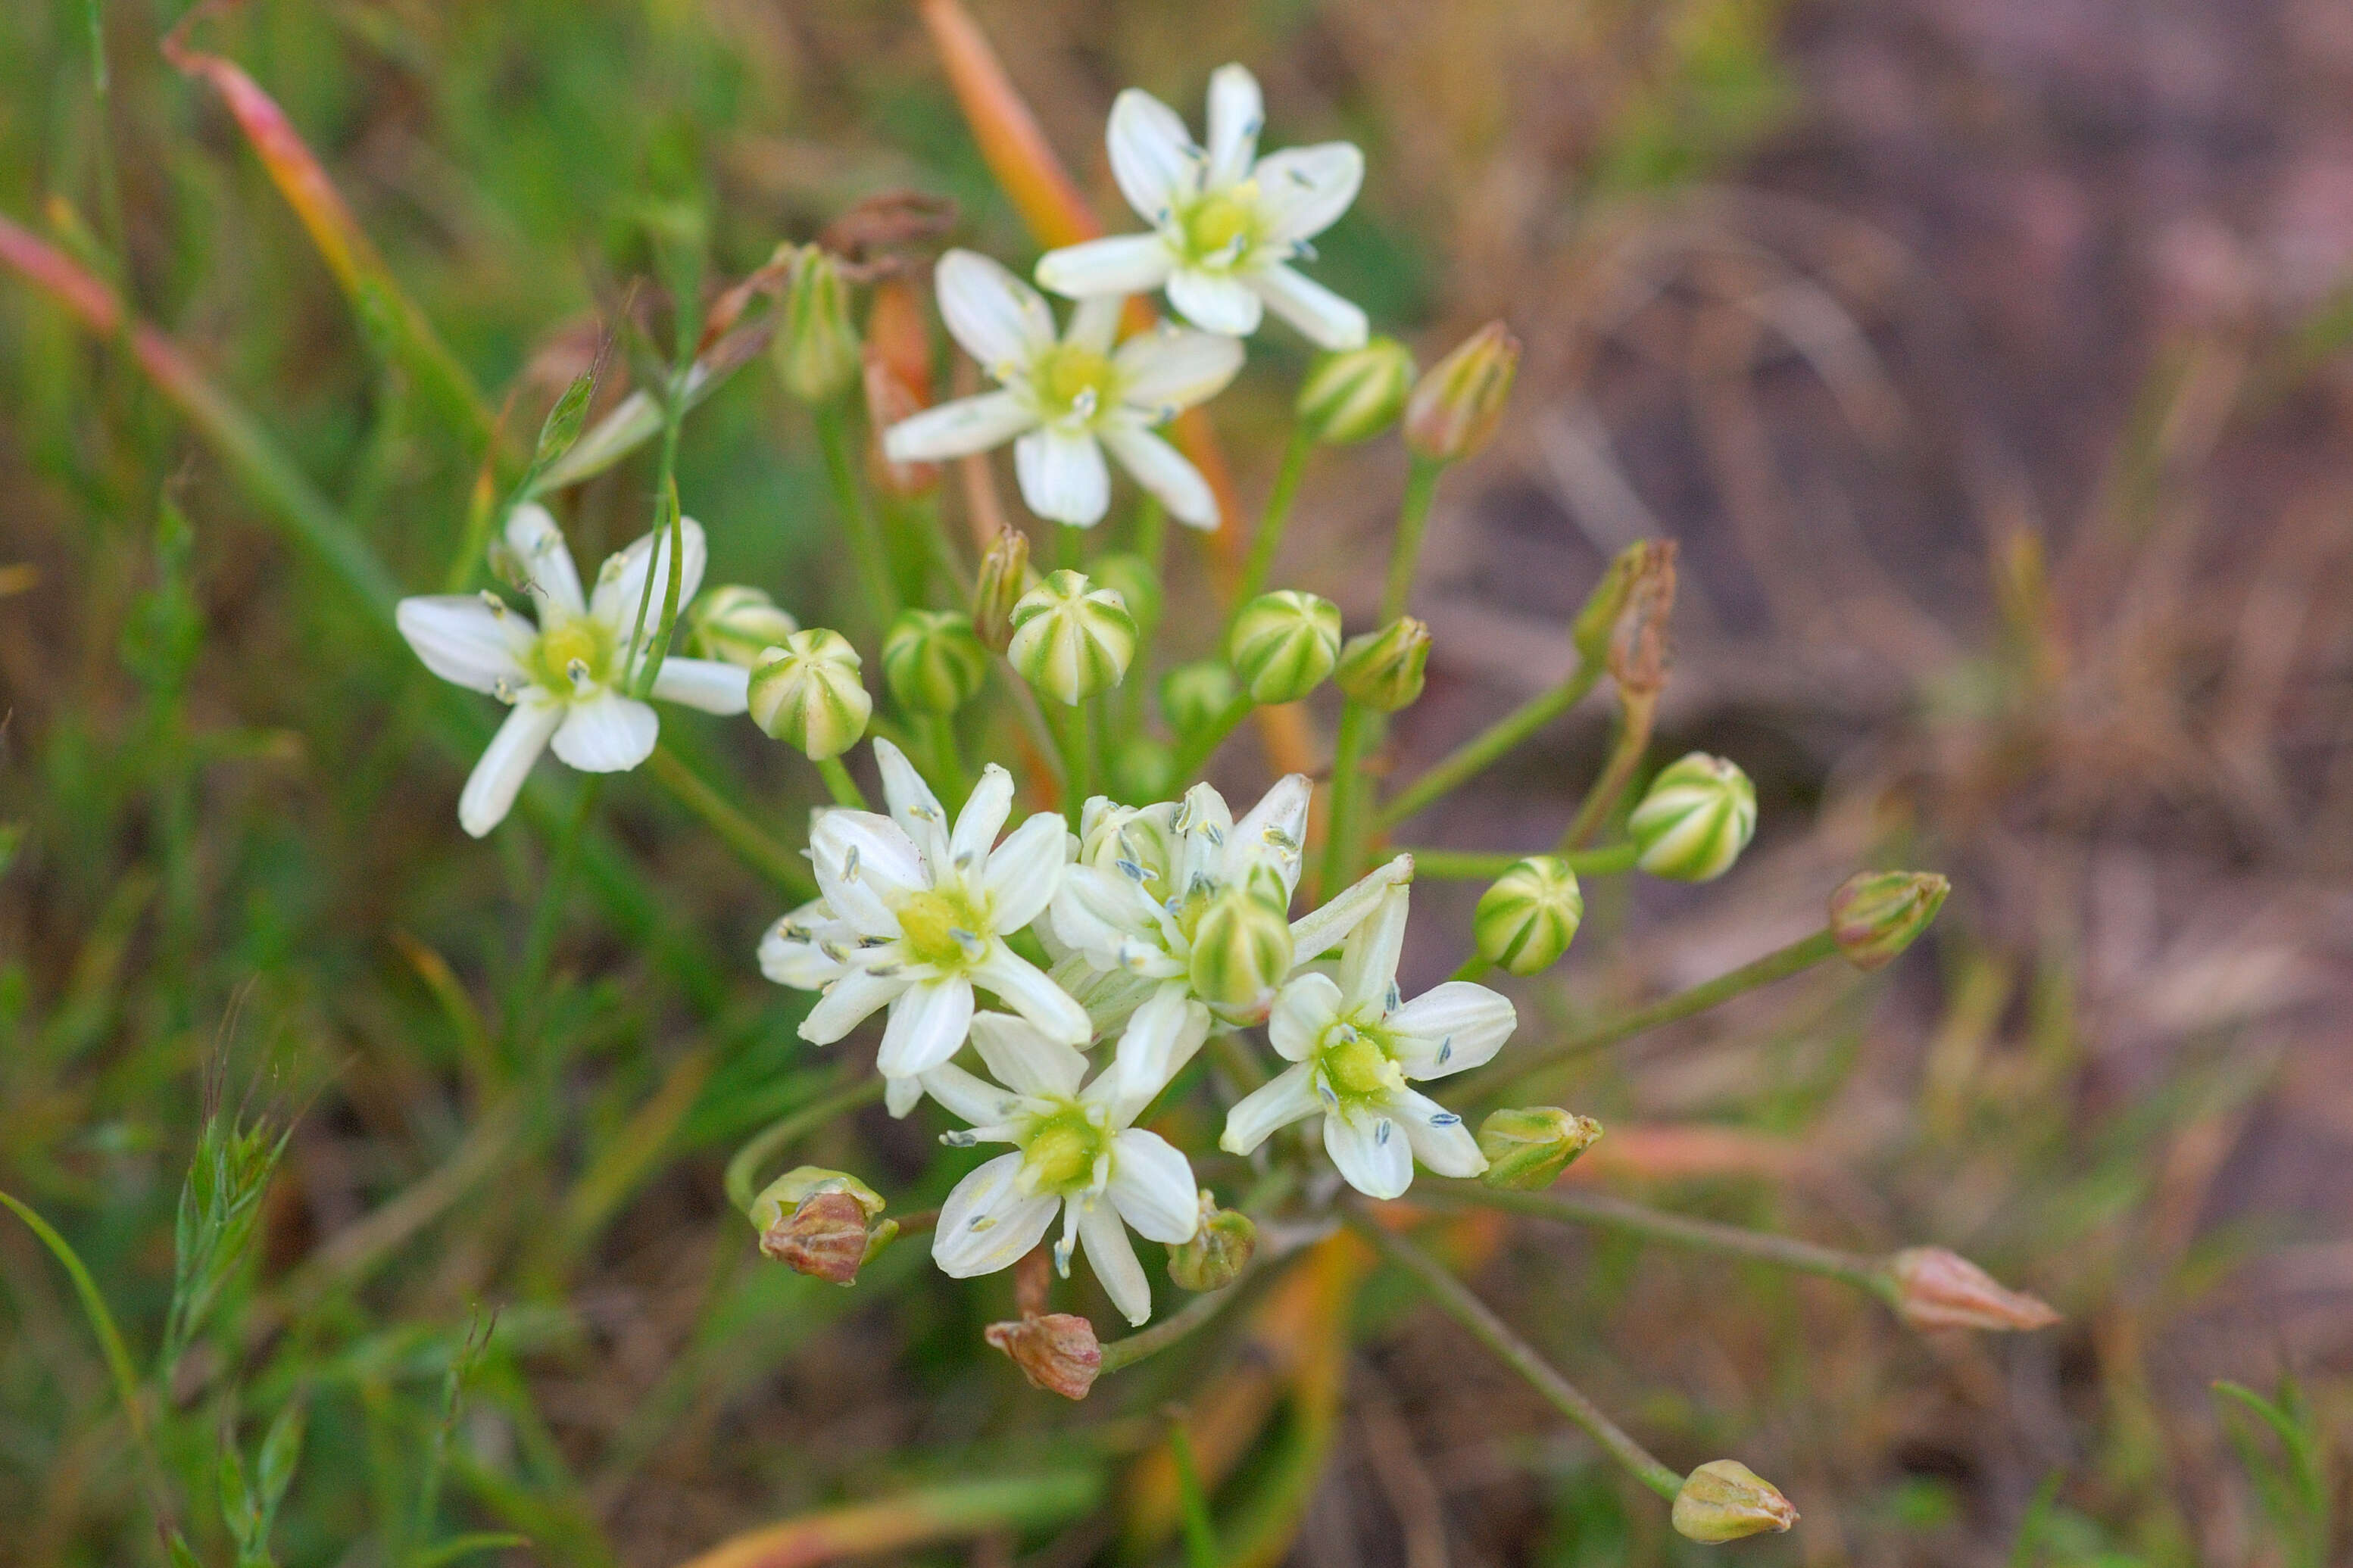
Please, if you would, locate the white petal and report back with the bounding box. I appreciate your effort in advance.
[810,811,928,939]
[549,691,659,773]
[1049,865,1144,962]
[1325,1104,1413,1199]
[1099,426,1219,531]
[1107,87,1204,223]
[1246,262,1368,352]
[397,595,532,694]
[798,965,913,1044]
[950,764,1016,868]
[885,1073,926,1118]
[1077,1196,1153,1326]
[457,701,561,837]
[1389,982,1517,1079]
[883,390,1037,462]
[504,503,585,616]
[1166,267,1264,337]
[921,1061,1029,1128]
[1066,294,1125,355]
[1394,1087,1485,1177]
[1251,144,1364,245]
[934,1153,1062,1277]
[1115,326,1246,416]
[970,1010,1088,1099]
[1035,235,1175,301]
[936,248,1056,371]
[982,812,1070,934]
[757,899,852,988]
[1219,1062,1320,1155]
[1013,429,1112,528]
[1290,854,1414,965]
[1225,774,1312,902]
[873,735,950,868]
[1099,986,1209,1122]
[649,656,750,714]
[590,516,710,639]
[1203,64,1264,189]
[877,977,976,1080]
[1339,884,1410,1013]
[972,944,1092,1046]
[1267,971,1342,1063]
[1108,1130,1199,1243]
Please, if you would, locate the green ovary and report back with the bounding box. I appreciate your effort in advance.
[1318,1026,1404,1105]
[529,618,613,694]
[894,887,990,969]
[1180,189,1259,262]
[1021,1106,1108,1195]
[1031,344,1119,422]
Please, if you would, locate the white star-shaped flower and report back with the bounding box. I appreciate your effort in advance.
[925,1012,1201,1326]
[880,251,1242,531]
[1035,64,1368,351]
[1220,882,1516,1199]
[395,504,748,837]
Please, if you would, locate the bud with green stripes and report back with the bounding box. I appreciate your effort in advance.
[882,608,988,715]
[748,628,872,760]
[1472,855,1584,974]
[686,584,800,669]
[1228,589,1341,705]
[1627,752,1756,882]
[1334,616,1431,712]
[1007,569,1137,704]
[1297,336,1415,445]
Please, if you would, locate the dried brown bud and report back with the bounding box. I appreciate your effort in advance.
[759,1190,872,1285]
[1672,1460,1798,1543]
[1886,1247,2061,1333]
[983,1312,1102,1401]
[972,528,1032,653]
[1605,540,1677,698]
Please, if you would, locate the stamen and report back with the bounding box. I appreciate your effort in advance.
[843,844,860,882]
[1375,1119,1393,1146]
[1437,1037,1453,1065]
[1430,1111,1462,1127]
[941,1130,978,1147]
[1386,982,1402,1014]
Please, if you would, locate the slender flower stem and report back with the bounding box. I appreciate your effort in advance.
[1096,1222,1315,1376]
[644,744,814,896]
[812,398,900,632]
[816,755,870,811]
[1319,699,1380,893]
[1166,690,1256,781]
[510,775,603,1055]
[1342,1205,1681,1499]
[1380,456,1445,624]
[724,1077,889,1214]
[1456,929,1844,1105]
[1378,660,1606,830]
[1404,842,1640,882]
[1231,423,1314,623]
[1119,496,1166,742]
[1557,690,1656,852]
[1052,701,1093,825]
[1452,953,1494,983]
[920,712,971,807]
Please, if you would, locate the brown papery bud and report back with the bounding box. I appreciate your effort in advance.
[984,1312,1102,1400]
[759,1191,873,1285]
[1605,539,1677,698]
[1403,322,1519,463]
[1887,1247,2061,1333]
[1672,1460,1798,1543]
[972,528,1032,653]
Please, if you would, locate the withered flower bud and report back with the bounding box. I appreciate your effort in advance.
[1165,1192,1256,1291]
[1672,1460,1799,1543]
[751,1167,887,1286]
[1886,1247,2060,1333]
[983,1312,1102,1401]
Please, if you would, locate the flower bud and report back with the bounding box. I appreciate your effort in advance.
[1161,659,1240,735]
[1627,753,1756,882]
[1187,887,1295,1018]
[775,246,861,404]
[1008,570,1137,704]
[1570,539,1675,669]
[1829,871,1950,971]
[1476,1107,1603,1191]
[1886,1247,2060,1333]
[1228,590,1341,705]
[1404,322,1519,463]
[1113,737,1175,803]
[1088,550,1163,635]
[882,608,988,715]
[1672,1460,1798,1544]
[983,1311,1101,1400]
[749,1166,888,1286]
[1297,336,1415,444]
[1473,856,1584,976]
[1334,616,1431,713]
[1166,1192,1256,1291]
[686,584,800,669]
[748,628,872,760]
[972,528,1032,653]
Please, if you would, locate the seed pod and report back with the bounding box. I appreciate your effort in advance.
[1333,616,1431,712]
[1161,659,1240,735]
[1476,1107,1603,1191]
[882,608,988,715]
[1473,856,1584,976]
[748,628,872,760]
[686,584,800,669]
[1187,886,1295,1018]
[1228,589,1341,704]
[1627,753,1756,882]
[1404,322,1520,463]
[1886,1247,2061,1333]
[1007,570,1137,704]
[983,1311,1102,1400]
[775,246,861,404]
[972,528,1033,653]
[1672,1460,1799,1544]
[1166,1192,1256,1290]
[1297,336,1415,444]
[1088,550,1163,634]
[749,1166,888,1286]
[1829,870,1950,971]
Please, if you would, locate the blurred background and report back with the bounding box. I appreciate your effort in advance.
[5,0,2352,1564]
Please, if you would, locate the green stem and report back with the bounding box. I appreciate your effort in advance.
[813,399,899,632]
[816,755,869,811]
[644,743,814,896]
[1342,1205,1681,1499]
[1556,690,1655,853]
[1119,496,1167,743]
[1166,691,1256,782]
[1403,841,1641,882]
[1381,457,1445,624]
[1319,699,1380,894]
[920,712,971,807]
[1231,423,1314,622]
[1456,929,1844,1105]
[1378,660,1606,830]
[510,775,602,1057]
[1452,953,1494,984]
[1048,700,1093,827]
[1167,1422,1222,1568]
[724,1078,890,1214]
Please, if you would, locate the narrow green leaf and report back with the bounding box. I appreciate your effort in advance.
[0,1190,150,1446]
[410,1532,531,1568]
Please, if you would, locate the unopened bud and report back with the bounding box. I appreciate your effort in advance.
[983,1311,1101,1400]
[1569,541,1653,669]
[1008,570,1137,704]
[748,628,872,760]
[1229,590,1341,705]
[1476,1107,1602,1191]
[1166,1192,1256,1290]
[1473,856,1584,976]
[1886,1247,2060,1333]
[1672,1460,1798,1544]
[1187,887,1295,1018]
[1297,336,1415,444]
[775,246,861,404]
[1161,659,1240,735]
[1114,737,1176,803]
[882,608,988,715]
[750,1167,888,1286]
[972,528,1033,653]
[1627,753,1756,882]
[1404,322,1519,463]
[1334,616,1431,712]
[1830,871,1949,971]
[1088,551,1163,635]
[686,584,800,669]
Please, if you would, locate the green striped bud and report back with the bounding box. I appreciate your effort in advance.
[1165,1192,1256,1290]
[1088,550,1162,634]
[1187,886,1294,1018]
[1627,753,1756,882]
[1404,321,1519,463]
[1113,737,1175,803]
[881,608,988,715]
[1228,590,1341,705]
[972,528,1032,653]
[686,584,800,669]
[748,628,872,759]
[1671,1461,1798,1544]
[1297,336,1415,445]
[1161,659,1240,735]
[1007,570,1137,704]
[1475,1108,1602,1191]
[1334,616,1431,712]
[775,246,860,404]
[1828,870,1949,971]
[1472,856,1584,975]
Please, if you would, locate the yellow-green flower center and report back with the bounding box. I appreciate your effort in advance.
[1180,188,1259,262]
[1031,344,1119,422]
[1318,1024,1404,1106]
[893,886,990,969]
[530,618,613,694]
[1021,1105,1108,1195]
